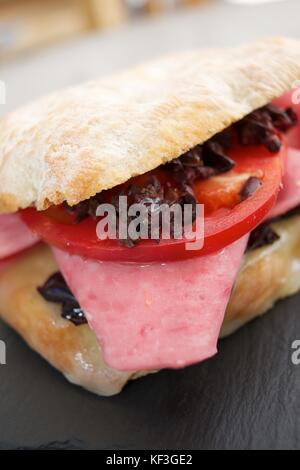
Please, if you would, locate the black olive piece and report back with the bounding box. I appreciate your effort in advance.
[240,176,262,201]
[61,303,87,326]
[212,128,233,150]
[180,147,204,168]
[177,193,198,224]
[203,141,236,173]
[38,273,87,326]
[235,103,299,153]
[194,166,216,180]
[286,107,298,127]
[265,104,298,132]
[37,273,73,303]
[247,223,280,251]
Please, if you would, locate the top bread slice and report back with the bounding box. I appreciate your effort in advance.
[0,37,300,213]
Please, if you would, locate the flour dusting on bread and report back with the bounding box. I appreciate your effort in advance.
[0,37,300,213]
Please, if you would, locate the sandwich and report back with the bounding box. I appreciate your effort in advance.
[0,37,300,396]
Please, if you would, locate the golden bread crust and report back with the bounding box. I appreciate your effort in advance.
[0,245,137,396]
[222,215,300,336]
[1,37,300,212]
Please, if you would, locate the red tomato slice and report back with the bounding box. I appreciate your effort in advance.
[21,141,286,263]
[273,89,300,150]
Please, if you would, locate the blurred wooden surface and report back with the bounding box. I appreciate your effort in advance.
[86,0,128,28]
[0,0,210,60]
[0,0,90,60]
[2,0,300,115]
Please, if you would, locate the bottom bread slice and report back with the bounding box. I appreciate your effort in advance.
[0,214,299,396]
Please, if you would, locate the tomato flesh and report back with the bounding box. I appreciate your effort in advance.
[21,141,286,262]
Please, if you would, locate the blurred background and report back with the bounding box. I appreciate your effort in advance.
[1,0,300,114]
[0,0,212,61]
[0,0,292,62]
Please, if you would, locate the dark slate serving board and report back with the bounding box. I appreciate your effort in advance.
[1,0,300,450]
[1,293,300,450]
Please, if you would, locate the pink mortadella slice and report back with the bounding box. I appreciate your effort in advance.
[269,148,300,219]
[53,236,248,371]
[0,214,40,260]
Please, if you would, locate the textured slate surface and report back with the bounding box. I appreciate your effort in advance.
[1,0,300,450]
[1,294,300,450]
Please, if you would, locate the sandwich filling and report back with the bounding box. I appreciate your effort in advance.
[1,91,300,371]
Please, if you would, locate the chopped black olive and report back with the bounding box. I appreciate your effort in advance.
[277,204,300,220]
[240,176,262,201]
[61,304,86,326]
[180,148,204,167]
[212,128,233,150]
[247,204,300,251]
[247,223,280,251]
[65,103,297,247]
[236,104,298,153]
[203,141,236,173]
[265,104,298,132]
[64,193,104,224]
[38,273,87,326]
